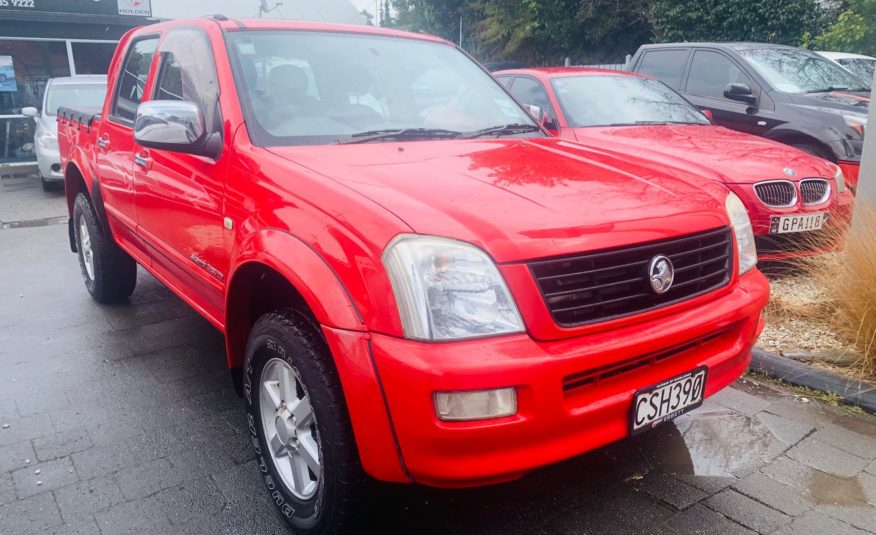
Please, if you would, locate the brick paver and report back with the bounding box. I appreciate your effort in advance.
[2,178,876,533]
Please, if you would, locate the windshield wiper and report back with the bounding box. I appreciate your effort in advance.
[804,86,852,93]
[460,123,541,139]
[337,128,462,144]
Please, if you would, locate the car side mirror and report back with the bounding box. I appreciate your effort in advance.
[527,104,558,132]
[701,109,714,122]
[134,100,220,158]
[21,106,38,118]
[723,83,758,105]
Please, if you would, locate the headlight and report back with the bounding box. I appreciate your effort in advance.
[38,130,58,150]
[835,165,848,193]
[382,235,524,341]
[725,192,757,275]
[844,114,866,137]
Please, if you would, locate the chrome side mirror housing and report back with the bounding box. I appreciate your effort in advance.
[134,100,220,158]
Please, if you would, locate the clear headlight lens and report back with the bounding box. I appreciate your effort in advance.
[382,235,524,341]
[725,192,757,275]
[835,165,848,193]
[38,130,58,150]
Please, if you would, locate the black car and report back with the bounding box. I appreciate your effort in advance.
[628,42,869,183]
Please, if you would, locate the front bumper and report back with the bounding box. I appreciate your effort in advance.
[35,143,62,181]
[368,270,769,487]
[728,183,855,262]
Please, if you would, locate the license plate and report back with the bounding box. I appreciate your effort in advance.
[770,213,827,234]
[630,366,707,435]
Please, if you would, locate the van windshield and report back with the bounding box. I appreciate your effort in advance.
[227,30,539,146]
[45,84,106,116]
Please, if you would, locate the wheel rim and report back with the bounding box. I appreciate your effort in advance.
[79,216,95,281]
[260,358,321,500]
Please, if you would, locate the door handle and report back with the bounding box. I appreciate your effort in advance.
[134,151,152,170]
[97,135,110,150]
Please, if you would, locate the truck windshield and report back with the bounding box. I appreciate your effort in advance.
[227,30,539,146]
[45,84,107,116]
[550,75,710,127]
[736,47,868,94]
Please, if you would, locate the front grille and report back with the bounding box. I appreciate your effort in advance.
[799,179,830,205]
[529,227,733,327]
[754,180,796,207]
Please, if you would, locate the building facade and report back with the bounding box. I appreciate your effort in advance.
[0,0,155,165]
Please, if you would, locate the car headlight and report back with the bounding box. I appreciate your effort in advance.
[725,192,757,275]
[834,165,848,193]
[382,235,524,341]
[38,130,58,150]
[844,114,866,138]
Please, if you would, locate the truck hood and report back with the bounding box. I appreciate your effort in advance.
[788,89,870,112]
[267,138,729,262]
[569,124,837,185]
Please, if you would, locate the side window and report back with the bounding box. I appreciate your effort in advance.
[153,29,220,132]
[496,75,514,89]
[112,37,159,123]
[637,49,688,89]
[507,77,554,119]
[687,50,750,99]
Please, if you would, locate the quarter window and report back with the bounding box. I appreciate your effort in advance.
[687,50,750,99]
[112,37,158,123]
[507,77,556,121]
[637,49,688,89]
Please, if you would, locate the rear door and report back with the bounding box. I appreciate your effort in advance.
[96,36,159,249]
[681,49,766,135]
[132,27,229,321]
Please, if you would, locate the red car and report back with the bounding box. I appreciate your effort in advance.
[59,19,768,533]
[496,68,856,261]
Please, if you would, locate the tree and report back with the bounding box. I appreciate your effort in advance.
[389,0,467,42]
[812,0,876,55]
[650,0,821,46]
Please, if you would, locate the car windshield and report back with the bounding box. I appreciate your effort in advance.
[227,30,538,146]
[44,84,106,116]
[550,75,710,127]
[736,47,868,94]
[836,58,875,89]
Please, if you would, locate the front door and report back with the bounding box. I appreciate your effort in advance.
[132,28,228,323]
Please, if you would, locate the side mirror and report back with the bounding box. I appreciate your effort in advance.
[527,104,558,132]
[723,83,758,105]
[528,104,543,122]
[134,100,220,158]
[701,109,714,122]
[21,107,38,118]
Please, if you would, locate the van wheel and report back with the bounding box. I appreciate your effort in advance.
[72,193,137,303]
[244,309,364,534]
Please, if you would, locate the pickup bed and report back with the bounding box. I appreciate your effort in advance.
[59,16,769,534]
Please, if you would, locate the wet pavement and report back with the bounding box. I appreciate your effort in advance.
[1,175,876,534]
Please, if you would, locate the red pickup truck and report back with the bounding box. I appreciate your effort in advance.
[59,17,769,533]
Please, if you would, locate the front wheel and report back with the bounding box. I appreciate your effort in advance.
[244,309,364,534]
[72,193,137,303]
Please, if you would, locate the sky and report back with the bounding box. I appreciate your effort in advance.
[150,0,368,23]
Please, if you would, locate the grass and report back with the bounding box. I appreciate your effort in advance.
[797,199,876,379]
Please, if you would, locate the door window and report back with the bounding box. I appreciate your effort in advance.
[153,29,220,133]
[687,50,750,99]
[111,37,158,124]
[506,77,556,120]
[637,49,688,89]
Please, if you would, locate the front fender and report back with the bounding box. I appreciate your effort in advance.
[229,228,367,333]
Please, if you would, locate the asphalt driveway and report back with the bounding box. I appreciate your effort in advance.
[1,175,875,534]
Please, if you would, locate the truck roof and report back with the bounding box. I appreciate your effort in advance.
[47,75,108,86]
[495,67,646,79]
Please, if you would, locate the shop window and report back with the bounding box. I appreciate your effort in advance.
[72,42,118,75]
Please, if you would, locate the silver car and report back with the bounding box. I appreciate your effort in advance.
[22,76,107,191]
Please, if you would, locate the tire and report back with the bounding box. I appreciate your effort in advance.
[72,193,137,303]
[792,142,832,161]
[244,309,364,534]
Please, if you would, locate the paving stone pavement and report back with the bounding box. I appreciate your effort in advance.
[2,178,876,533]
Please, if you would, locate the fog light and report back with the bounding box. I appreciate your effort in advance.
[434,388,517,421]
